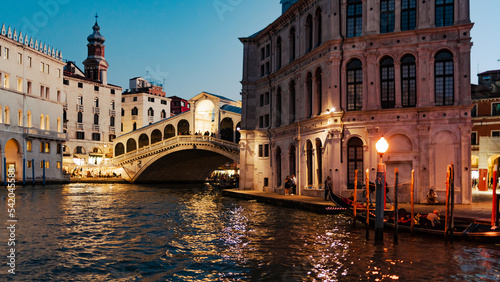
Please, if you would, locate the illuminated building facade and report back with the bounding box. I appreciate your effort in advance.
[239,0,473,203]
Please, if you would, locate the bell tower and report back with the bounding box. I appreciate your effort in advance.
[83,14,109,84]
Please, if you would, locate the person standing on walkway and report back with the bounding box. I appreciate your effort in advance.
[291,174,297,195]
[324,176,333,201]
[284,176,291,195]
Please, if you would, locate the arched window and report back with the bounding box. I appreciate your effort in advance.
[178,119,190,135]
[121,123,123,132]
[77,95,83,105]
[93,114,99,125]
[151,129,162,144]
[276,87,282,127]
[57,117,61,132]
[380,56,395,109]
[289,144,296,177]
[436,0,454,27]
[164,124,176,139]
[435,50,454,106]
[306,140,314,185]
[401,0,416,31]
[401,54,417,107]
[77,112,83,123]
[289,80,296,123]
[347,137,364,189]
[131,107,138,116]
[63,110,67,122]
[305,14,313,52]
[110,116,115,127]
[4,106,10,125]
[148,107,154,117]
[289,27,296,62]
[315,68,322,115]
[115,143,125,156]
[347,59,363,111]
[276,146,282,187]
[220,118,234,142]
[315,8,322,47]
[45,115,50,130]
[40,114,44,130]
[161,110,166,119]
[121,108,125,116]
[126,138,137,152]
[94,97,99,108]
[276,37,282,70]
[18,109,22,126]
[380,0,395,33]
[27,111,32,127]
[306,72,313,118]
[110,100,115,110]
[316,139,323,184]
[133,122,137,131]
[138,134,149,149]
[347,0,363,38]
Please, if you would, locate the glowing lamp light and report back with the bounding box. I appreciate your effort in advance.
[376,137,389,154]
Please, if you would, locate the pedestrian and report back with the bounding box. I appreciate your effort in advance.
[385,183,393,204]
[284,176,291,195]
[427,189,438,204]
[291,174,297,195]
[324,176,332,201]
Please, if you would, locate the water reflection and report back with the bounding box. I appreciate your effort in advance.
[0,183,499,281]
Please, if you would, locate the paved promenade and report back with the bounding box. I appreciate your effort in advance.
[223,189,498,224]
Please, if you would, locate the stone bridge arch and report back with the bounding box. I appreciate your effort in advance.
[114,136,239,183]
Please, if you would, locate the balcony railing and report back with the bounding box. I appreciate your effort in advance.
[93,107,100,114]
[24,127,68,141]
[109,126,116,133]
[76,104,84,112]
[76,123,84,130]
[93,124,100,132]
[109,110,116,116]
[63,122,68,129]
[63,103,68,110]
[149,116,154,123]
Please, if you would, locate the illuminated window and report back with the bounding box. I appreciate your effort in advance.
[17,78,22,92]
[17,53,22,64]
[27,140,32,152]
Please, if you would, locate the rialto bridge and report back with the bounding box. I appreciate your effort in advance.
[112,92,241,183]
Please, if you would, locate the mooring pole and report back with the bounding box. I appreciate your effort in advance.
[445,165,451,239]
[410,170,415,234]
[366,169,370,240]
[375,163,386,243]
[493,164,498,227]
[450,163,455,239]
[394,168,399,244]
[353,169,358,229]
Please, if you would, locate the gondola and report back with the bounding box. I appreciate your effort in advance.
[328,191,500,243]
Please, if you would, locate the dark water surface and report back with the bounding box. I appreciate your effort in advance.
[0,183,499,281]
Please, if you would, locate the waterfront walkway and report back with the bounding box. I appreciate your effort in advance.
[222,189,497,224]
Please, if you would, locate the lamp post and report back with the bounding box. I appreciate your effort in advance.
[375,137,389,243]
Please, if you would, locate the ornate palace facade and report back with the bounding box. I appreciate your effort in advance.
[239,0,473,203]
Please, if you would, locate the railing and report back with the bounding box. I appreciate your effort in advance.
[24,127,67,140]
[93,107,100,114]
[148,116,154,123]
[76,104,84,112]
[63,103,68,110]
[113,136,239,163]
[63,122,68,129]
[93,124,100,132]
[76,123,84,130]
[109,110,116,116]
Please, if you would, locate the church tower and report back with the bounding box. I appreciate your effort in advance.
[83,16,109,85]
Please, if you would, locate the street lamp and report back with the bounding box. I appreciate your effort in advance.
[375,136,389,243]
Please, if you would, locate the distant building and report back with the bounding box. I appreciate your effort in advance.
[239,0,473,204]
[471,69,500,191]
[121,77,171,133]
[62,20,122,176]
[169,96,190,116]
[0,23,67,182]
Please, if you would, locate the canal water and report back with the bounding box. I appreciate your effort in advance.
[0,183,499,281]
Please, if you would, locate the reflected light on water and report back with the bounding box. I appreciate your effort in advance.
[0,183,499,281]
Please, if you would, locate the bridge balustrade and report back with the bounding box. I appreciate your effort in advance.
[113,135,239,165]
